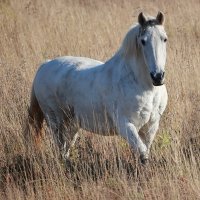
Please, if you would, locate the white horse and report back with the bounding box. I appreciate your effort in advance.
[28,12,168,164]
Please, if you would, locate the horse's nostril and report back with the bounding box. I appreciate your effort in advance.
[150,71,165,86]
[162,72,165,78]
[157,73,162,79]
[150,72,156,80]
[150,72,165,81]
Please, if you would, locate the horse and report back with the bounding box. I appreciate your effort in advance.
[28,11,168,164]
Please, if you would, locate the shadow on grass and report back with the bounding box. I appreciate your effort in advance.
[0,134,199,194]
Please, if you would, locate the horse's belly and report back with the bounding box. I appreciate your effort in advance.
[75,108,116,136]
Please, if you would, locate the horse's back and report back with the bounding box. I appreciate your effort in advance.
[35,56,102,78]
[33,56,103,90]
[32,56,104,120]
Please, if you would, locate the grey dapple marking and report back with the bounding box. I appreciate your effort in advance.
[28,11,168,164]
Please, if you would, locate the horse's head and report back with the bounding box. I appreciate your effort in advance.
[138,12,167,86]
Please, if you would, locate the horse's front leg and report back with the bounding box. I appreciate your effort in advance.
[116,117,148,164]
[145,119,160,155]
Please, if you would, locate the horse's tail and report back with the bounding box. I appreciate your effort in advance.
[25,85,44,146]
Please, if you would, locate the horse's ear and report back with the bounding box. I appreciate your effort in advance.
[138,12,147,26]
[156,11,165,25]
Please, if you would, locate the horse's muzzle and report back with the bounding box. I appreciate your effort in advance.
[150,72,165,86]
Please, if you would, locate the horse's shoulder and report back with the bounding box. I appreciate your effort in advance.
[147,85,167,122]
[160,85,168,112]
[155,85,168,115]
[159,85,168,104]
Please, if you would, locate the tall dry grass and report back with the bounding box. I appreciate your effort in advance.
[0,0,200,199]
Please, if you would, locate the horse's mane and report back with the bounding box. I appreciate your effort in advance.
[117,16,159,58]
[117,24,140,58]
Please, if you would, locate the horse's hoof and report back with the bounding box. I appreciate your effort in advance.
[140,155,149,165]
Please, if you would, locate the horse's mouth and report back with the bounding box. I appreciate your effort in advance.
[150,72,165,86]
[152,80,164,86]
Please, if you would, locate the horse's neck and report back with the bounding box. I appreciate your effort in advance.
[106,51,153,90]
[127,55,153,88]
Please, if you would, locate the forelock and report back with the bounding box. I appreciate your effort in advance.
[139,19,164,36]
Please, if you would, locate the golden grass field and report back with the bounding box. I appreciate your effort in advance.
[0,0,200,199]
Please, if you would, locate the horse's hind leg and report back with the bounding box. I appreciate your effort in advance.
[62,108,80,159]
[45,112,65,152]
[65,130,80,159]
[49,124,79,160]
[44,106,80,159]
[44,111,74,157]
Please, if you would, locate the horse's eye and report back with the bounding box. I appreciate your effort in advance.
[141,39,146,46]
[164,38,168,42]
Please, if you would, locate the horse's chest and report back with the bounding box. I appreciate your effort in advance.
[122,94,154,129]
[136,105,152,129]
